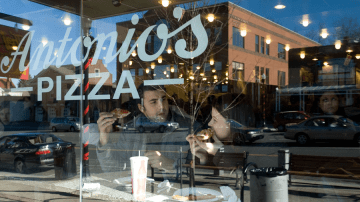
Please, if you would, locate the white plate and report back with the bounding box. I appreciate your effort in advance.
[172,187,222,202]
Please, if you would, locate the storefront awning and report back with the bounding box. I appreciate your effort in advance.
[29,0,198,19]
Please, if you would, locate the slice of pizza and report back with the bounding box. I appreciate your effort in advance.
[111,108,131,119]
[172,195,189,201]
[196,128,215,141]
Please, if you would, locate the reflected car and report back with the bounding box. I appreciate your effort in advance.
[273,111,310,132]
[284,115,360,145]
[0,133,75,173]
[134,117,179,133]
[228,120,264,145]
[50,117,80,132]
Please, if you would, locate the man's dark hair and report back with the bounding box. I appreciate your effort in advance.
[136,83,166,105]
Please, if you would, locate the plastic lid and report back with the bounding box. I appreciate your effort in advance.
[250,167,287,177]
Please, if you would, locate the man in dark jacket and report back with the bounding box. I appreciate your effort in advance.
[90,83,200,173]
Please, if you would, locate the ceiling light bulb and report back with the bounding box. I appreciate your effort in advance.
[225,81,228,84]
[266,36,271,44]
[323,62,328,66]
[274,4,286,9]
[163,71,167,75]
[22,25,30,30]
[240,30,247,37]
[207,14,215,22]
[129,60,133,66]
[302,19,309,27]
[131,50,137,57]
[355,54,360,59]
[151,62,155,69]
[285,44,290,51]
[167,48,172,54]
[210,59,214,65]
[346,48,353,53]
[203,78,207,81]
[170,66,174,73]
[146,68,150,73]
[41,38,48,46]
[212,69,216,73]
[12,46,18,50]
[300,51,305,59]
[200,73,204,76]
[335,40,341,49]
[320,29,328,39]
[301,14,310,27]
[158,56,162,63]
[214,75,217,79]
[196,66,200,70]
[312,58,318,61]
[63,17,71,26]
[161,0,170,7]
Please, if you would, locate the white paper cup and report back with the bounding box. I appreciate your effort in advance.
[130,156,148,201]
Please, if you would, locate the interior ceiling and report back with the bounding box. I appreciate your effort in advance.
[29,0,198,20]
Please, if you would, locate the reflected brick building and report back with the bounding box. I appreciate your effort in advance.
[115,2,319,124]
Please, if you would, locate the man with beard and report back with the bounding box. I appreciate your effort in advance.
[94,83,200,174]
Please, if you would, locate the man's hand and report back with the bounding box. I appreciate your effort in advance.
[145,151,174,171]
[97,112,116,146]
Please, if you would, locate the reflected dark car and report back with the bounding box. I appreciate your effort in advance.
[134,117,179,133]
[0,133,75,173]
[273,111,310,131]
[228,120,264,145]
[50,117,80,132]
[284,115,360,145]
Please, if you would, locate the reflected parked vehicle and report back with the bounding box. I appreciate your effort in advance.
[0,133,75,173]
[273,111,310,131]
[228,120,264,145]
[50,117,80,132]
[284,115,360,145]
[134,117,179,133]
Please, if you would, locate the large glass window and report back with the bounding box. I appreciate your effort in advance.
[278,43,286,59]
[232,61,244,80]
[233,27,244,48]
[1,0,359,201]
[255,35,259,52]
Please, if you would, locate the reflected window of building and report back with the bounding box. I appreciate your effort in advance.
[215,27,222,45]
[146,35,152,53]
[278,70,286,86]
[215,62,222,70]
[232,62,244,80]
[233,27,244,48]
[95,69,100,77]
[138,68,143,76]
[206,28,211,37]
[261,36,265,54]
[266,68,269,84]
[130,69,136,80]
[278,43,286,59]
[255,35,259,52]
[266,43,270,55]
[255,66,259,82]
[154,19,170,53]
